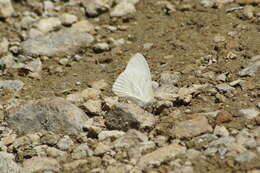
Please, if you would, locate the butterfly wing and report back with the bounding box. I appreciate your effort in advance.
[112,53,154,106]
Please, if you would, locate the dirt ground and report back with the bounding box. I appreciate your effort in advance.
[0,0,260,172]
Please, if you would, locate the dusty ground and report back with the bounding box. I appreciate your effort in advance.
[0,0,259,172]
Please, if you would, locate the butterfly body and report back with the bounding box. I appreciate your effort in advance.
[112,53,154,107]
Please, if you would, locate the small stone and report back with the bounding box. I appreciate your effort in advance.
[93,43,110,53]
[21,157,60,173]
[216,83,235,93]
[235,151,256,163]
[66,92,84,103]
[43,0,54,12]
[137,143,186,168]
[35,17,62,33]
[57,135,74,151]
[6,97,88,135]
[81,88,101,100]
[171,115,213,138]
[71,143,93,160]
[105,103,157,131]
[90,79,108,90]
[186,149,201,160]
[0,80,24,92]
[0,152,20,173]
[143,43,153,50]
[159,72,180,86]
[46,147,67,161]
[243,5,254,19]
[72,20,95,34]
[238,61,260,77]
[1,134,16,146]
[21,29,94,57]
[98,130,125,141]
[60,13,78,26]
[216,73,227,82]
[213,35,225,43]
[59,58,69,65]
[111,1,136,17]
[237,108,259,119]
[94,143,110,155]
[82,0,110,17]
[0,0,14,18]
[214,126,229,136]
[83,100,102,115]
[200,0,214,7]
[112,38,125,47]
[0,37,9,55]
[24,58,42,72]
[215,111,233,124]
[27,28,44,39]
[229,79,244,87]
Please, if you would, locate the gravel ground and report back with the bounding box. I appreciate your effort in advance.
[0,0,260,173]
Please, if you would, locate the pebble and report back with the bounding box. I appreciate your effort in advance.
[6,97,88,135]
[0,80,24,92]
[216,83,235,93]
[0,152,20,173]
[143,43,153,50]
[46,147,67,161]
[83,100,102,115]
[110,1,136,17]
[0,37,9,55]
[24,58,42,72]
[81,88,101,100]
[105,103,157,131]
[235,151,256,163]
[72,20,95,34]
[159,72,180,85]
[71,143,93,160]
[237,108,259,119]
[98,130,125,141]
[171,115,213,138]
[238,61,260,77]
[59,13,78,26]
[57,135,74,150]
[82,0,110,17]
[243,5,254,19]
[34,17,62,33]
[66,92,84,103]
[0,0,14,18]
[21,157,60,173]
[90,79,108,90]
[137,143,186,168]
[21,28,94,57]
[94,143,111,155]
[213,125,229,136]
[93,43,110,53]
[216,73,227,82]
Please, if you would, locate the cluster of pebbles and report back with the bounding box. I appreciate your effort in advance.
[0,0,259,173]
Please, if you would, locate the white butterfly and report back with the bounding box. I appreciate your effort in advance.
[112,53,154,107]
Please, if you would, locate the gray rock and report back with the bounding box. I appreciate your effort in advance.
[34,17,62,33]
[82,0,110,17]
[59,13,78,26]
[83,100,102,115]
[6,97,88,135]
[0,0,14,18]
[159,72,180,86]
[0,37,8,55]
[71,143,94,159]
[21,157,60,173]
[171,115,213,138]
[0,152,20,173]
[216,83,235,93]
[21,29,94,57]
[110,1,136,17]
[208,136,235,147]
[237,108,259,119]
[93,43,110,53]
[216,73,227,82]
[98,130,125,141]
[24,58,42,72]
[235,151,256,163]
[238,61,260,77]
[229,79,244,87]
[46,147,67,161]
[94,142,111,155]
[200,0,214,7]
[213,125,229,136]
[71,143,93,160]
[57,135,74,151]
[0,55,16,68]
[137,143,186,168]
[72,20,95,33]
[0,80,24,92]
[105,103,157,131]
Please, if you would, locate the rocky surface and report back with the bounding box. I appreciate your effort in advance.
[0,0,259,172]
